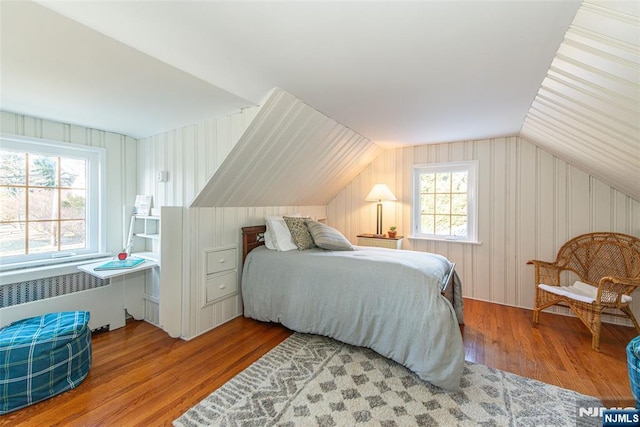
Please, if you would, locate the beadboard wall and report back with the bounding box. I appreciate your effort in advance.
[190,88,382,208]
[136,108,325,338]
[327,136,640,325]
[137,107,258,207]
[6,109,638,334]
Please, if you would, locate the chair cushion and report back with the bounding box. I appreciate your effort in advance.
[539,280,632,304]
[0,311,92,414]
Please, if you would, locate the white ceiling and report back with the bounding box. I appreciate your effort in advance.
[2,0,580,145]
[0,1,251,138]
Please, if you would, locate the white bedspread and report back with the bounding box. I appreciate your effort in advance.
[241,246,464,390]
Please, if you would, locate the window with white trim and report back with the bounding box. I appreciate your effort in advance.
[412,161,478,243]
[0,134,105,267]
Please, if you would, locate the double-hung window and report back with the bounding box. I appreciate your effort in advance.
[411,161,479,243]
[0,134,105,268]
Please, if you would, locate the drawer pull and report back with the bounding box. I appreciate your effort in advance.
[219,285,226,289]
[219,259,226,263]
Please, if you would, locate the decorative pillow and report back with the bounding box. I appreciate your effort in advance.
[283,217,316,250]
[265,216,298,251]
[306,221,354,251]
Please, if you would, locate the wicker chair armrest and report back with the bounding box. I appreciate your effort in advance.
[527,259,562,286]
[597,276,640,306]
[526,260,558,268]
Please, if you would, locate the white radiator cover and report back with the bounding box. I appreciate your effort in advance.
[1,272,108,308]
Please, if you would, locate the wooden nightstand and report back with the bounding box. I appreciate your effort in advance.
[357,234,404,250]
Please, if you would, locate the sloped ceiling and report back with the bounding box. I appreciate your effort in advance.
[521,1,639,201]
[190,88,382,207]
[2,1,638,204]
[0,1,250,138]
[10,0,579,145]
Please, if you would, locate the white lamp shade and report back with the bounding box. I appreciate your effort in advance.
[365,184,397,202]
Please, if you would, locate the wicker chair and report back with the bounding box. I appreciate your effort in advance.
[528,232,640,351]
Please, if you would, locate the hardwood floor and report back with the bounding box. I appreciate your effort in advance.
[2,298,636,426]
[462,298,636,408]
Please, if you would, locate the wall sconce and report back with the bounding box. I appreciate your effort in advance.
[365,184,397,237]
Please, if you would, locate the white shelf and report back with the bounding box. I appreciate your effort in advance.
[134,215,160,220]
[135,233,160,239]
[133,251,160,263]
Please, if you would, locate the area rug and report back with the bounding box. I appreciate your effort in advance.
[174,333,602,427]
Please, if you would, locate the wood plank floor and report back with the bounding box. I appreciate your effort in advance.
[2,298,636,426]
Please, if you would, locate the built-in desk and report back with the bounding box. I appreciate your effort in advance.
[72,257,156,332]
[78,257,158,280]
[74,206,182,338]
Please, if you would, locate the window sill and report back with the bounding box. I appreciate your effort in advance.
[408,236,482,245]
[0,253,112,284]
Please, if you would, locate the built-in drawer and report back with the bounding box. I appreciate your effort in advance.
[205,271,238,303]
[206,248,237,275]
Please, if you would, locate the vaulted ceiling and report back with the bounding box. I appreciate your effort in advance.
[2,0,579,143]
[1,1,638,201]
[521,1,639,201]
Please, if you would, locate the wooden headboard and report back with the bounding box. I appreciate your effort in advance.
[241,225,266,263]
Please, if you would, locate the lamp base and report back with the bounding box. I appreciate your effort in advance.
[373,233,385,238]
[376,202,383,236]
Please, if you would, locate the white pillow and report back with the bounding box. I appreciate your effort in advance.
[265,215,299,251]
[264,230,276,250]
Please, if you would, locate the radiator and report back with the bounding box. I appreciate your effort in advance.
[0,272,130,331]
[1,272,108,308]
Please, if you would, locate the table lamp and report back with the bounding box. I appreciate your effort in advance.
[365,184,397,237]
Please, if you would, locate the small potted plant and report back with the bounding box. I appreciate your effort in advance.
[387,226,397,238]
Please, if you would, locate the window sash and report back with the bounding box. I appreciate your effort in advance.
[0,134,105,267]
[412,161,478,242]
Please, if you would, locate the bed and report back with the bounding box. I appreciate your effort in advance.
[240,223,465,390]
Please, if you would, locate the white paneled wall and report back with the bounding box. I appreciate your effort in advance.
[137,108,257,338]
[1,111,137,253]
[137,107,258,207]
[191,88,382,207]
[327,136,640,325]
[137,108,326,338]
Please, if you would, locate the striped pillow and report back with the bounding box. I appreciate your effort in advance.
[306,221,354,251]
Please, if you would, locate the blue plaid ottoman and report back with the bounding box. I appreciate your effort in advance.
[628,336,640,410]
[0,311,92,414]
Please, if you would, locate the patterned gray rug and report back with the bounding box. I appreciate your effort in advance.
[174,333,602,426]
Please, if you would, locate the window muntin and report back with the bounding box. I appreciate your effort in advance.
[0,135,105,266]
[412,161,478,242]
